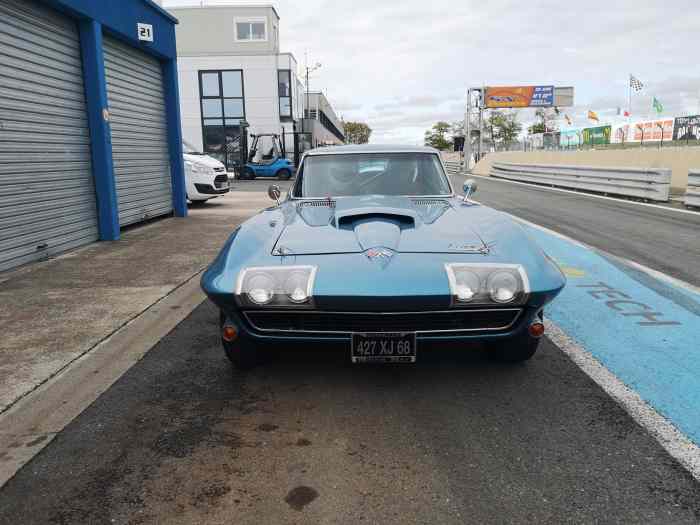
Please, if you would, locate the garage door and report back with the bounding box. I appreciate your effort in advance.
[103,35,172,227]
[0,0,98,272]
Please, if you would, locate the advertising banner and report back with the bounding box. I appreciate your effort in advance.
[485,86,554,108]
[673,115,700,141]
[560,129,581,147]
[582,125,611,145]
[632,119,673,141]
[611,124,630,143]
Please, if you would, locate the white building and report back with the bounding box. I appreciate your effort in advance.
[169,4,344,171]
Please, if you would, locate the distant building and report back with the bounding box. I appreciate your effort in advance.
[169,4,345,171]
[304,92,345,147]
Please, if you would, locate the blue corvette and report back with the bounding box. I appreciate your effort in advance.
[201,145,565,369]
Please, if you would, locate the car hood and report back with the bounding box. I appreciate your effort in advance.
[272,195,490,255]
[183,153,225,169]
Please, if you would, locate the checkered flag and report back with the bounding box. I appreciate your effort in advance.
[630,75,644,92]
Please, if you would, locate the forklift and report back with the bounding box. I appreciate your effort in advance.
[237,132,295,180]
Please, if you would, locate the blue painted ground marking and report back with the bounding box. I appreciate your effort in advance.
[521,224,700,445]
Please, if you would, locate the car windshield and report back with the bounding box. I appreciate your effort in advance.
[296,153,451,197]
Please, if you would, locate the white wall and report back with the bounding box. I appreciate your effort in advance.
[177,54,283,150]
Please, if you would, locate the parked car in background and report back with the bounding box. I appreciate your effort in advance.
[201,145,566,369]
[183,141,229,203]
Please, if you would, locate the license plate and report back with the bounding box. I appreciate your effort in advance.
[351,332,416,363]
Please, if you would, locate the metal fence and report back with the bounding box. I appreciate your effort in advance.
[490,162,672,202]
[686,170,700,207]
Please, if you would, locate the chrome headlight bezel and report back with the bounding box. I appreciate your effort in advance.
[444,263,530,306]
[235,265,318,308]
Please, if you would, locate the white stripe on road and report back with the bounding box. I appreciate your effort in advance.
[545,320,700,482]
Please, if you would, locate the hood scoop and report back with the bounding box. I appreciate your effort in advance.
[335,207,417,228]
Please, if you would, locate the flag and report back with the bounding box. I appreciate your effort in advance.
[564,114,572,126]
[652,96,663,114]
[630,75,644,92]
[624,110,630,117]
[588,110,599,122]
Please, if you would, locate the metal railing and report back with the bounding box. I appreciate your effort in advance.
[443,160,463,175]
[490,162,672,202]
[685,170,700,208]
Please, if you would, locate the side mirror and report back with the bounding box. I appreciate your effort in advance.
[268,184,281,205]
[463,179,478,202]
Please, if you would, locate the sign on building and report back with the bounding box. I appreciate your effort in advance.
[672,115,700,141]
[484,86,554,108]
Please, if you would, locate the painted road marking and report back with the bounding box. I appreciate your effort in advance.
[519,222,700,449]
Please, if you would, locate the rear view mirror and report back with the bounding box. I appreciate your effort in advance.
[268,184,281,205]
[463,179,478,202]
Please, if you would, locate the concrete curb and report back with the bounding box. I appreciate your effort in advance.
[0,272,207,489]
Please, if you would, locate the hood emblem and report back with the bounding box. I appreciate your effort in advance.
[365,247,395,267]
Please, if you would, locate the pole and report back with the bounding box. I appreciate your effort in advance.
[465,88,471,170]
[477,88,483,162]
[628,73,632,122]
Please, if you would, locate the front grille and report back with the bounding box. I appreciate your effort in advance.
[214,174,229,187]
[244,309,521,334]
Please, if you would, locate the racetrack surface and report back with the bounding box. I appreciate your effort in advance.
[452,175,700,287]
[1,301,699,524]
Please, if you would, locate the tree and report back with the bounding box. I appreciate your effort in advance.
[424,121,453,150]
[488,111,522,148]
[528,108,557,135]
[343,121,372,144]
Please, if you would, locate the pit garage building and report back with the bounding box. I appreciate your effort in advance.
[0,0,186,272]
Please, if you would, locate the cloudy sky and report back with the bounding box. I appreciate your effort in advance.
[164,0,700,144]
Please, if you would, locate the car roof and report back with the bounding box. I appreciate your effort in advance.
[303,144,440,156]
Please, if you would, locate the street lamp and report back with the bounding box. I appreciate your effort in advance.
[304,61,322,134]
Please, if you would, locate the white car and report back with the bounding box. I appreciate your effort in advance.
[183,141,230,203]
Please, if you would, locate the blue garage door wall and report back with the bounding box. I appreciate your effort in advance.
[38,0,187,241]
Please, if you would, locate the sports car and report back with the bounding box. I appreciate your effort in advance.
[201,145,566,369]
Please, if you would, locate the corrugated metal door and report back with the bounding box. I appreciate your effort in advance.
[0,0,98,272]
[103,35,172,227]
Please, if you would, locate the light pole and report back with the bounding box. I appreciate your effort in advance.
[304,60,321,134]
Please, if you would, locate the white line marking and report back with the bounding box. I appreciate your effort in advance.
[469,173,699,216]
[545,320,700,482]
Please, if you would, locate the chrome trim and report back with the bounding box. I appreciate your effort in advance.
[242,308,523,335]
[235,265,318,306]
[444,263,530,306]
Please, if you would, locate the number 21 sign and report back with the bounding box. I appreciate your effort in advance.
[137,23,154,42]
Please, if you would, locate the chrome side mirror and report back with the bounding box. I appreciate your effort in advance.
[268,184,281,205]
[463,179,478,202]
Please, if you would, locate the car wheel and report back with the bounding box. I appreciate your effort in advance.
[219,310,258,370]
[243,167,255,180]
[277,168,292,180]
[489,334,540,363]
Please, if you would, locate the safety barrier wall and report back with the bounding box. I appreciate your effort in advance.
[686,170,700,207]
[490,162,672,202]
[443,160,463,175]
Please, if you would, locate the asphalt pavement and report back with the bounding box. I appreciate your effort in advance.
[454,175,700,287]
[1,300,699,524]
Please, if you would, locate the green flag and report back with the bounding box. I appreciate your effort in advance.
[652,96,663,114]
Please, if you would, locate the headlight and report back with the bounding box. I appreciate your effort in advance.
[236,266,317,308]
[487,271,519,303]
[445,264,529,306]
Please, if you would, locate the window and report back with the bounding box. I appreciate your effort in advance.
[199,70,245,170]
[235,19,267,41]
[295,153,452,198]
[278,70,292,120]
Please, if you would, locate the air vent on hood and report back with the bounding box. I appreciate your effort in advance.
[297,200,336,208]
[411,199,450,207]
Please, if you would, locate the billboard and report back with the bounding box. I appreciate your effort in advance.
[560,129,581,146]
[485,86,554,108]
[582,125,611,145]
[611,124,630,143]
[673,115,700,141]
[632,119,673,141]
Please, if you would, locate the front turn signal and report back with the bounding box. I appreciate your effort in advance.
[222,325,238,342]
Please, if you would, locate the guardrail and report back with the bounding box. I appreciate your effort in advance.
[490,162,672,202]
[443,161,463,175]
[686,170,700,208]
